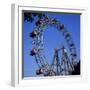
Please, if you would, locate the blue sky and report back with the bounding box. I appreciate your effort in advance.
[23,12,80,77]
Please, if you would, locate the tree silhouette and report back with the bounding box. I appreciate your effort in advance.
[24,12,45,23]
[71,61,80,75]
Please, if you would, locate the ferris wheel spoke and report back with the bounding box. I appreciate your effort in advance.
[30,15,78,76]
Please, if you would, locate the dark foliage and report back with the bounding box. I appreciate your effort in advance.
[71,61,80,75]
[24,12,45,23]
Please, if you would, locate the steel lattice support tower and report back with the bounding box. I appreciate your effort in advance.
[29,14,78,76]
[51,48,61,76]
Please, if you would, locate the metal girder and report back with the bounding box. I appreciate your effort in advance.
[30,15,78,76]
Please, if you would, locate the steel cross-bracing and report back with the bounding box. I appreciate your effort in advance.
[30,15,78,76]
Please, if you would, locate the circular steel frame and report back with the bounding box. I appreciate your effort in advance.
[30,15,77,76]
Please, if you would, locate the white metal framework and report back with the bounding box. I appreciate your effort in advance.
[29,14,78,76]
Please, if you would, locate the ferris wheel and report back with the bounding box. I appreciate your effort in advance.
[29,14,78,76]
